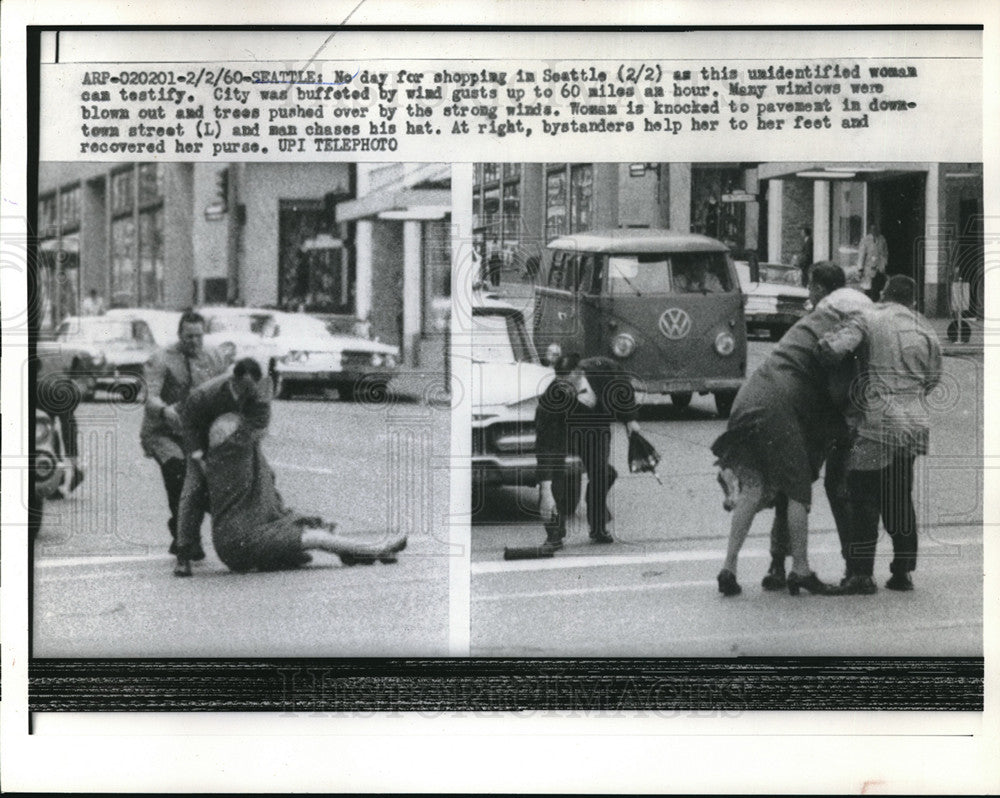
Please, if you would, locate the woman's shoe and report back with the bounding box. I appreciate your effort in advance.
[787,570,830,596]
[761,559,787,591]
[717,568,742,597]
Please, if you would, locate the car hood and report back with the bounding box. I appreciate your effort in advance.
[284,334,399,355]
[472,361,554,408]
[746,282,809,299]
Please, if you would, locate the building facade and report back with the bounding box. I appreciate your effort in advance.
[36,161,453,365]
[473,161,983,317]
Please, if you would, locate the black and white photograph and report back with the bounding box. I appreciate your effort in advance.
[31,160,453,656]
[470,160,985,656]
[2,6,997,795]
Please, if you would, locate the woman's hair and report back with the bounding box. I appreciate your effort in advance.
[233,357,263,382]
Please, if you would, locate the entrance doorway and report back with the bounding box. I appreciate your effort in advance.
[869,173,926,301]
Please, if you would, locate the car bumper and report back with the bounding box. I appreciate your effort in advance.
[472,454,582,488]
[745,311,803,329]
[95,366,145,387]
[275,366,396,383]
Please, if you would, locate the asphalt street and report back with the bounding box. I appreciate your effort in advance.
[32,391,452,658]
[471,343,984,657]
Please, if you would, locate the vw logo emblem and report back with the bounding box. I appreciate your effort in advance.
[659,307,692,339]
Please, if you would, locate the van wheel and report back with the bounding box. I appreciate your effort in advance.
[670,392,692,410]
[714,390,737,419]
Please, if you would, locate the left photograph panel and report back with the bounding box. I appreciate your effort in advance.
[31,161,454,657]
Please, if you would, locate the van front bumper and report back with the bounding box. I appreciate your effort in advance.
[633,377,743,402]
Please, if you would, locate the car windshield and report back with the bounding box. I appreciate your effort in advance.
[59,319,137,343]
[604,251,733,295]
[472,311,537,364]
[760,264,803,287]
[274,315,334,339]
[206,314,277,337]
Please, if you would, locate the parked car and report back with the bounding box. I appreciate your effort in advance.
[533,229,746,417]
[734,261,810,340]
[270,312,399,400]
[33,407,63,499]
[471,292,582,513]
[104,307,182,348]
[199,306,285,369]
[38,315,158,401]
[198,306,399,400]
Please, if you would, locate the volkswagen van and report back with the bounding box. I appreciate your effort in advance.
[533,229,746,417]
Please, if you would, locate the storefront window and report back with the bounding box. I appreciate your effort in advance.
[570,164,593,233]
[831,181,865,276]
[483,187,501,241]
[38,195,58,238]
[111,217,137,307]
[138,163,164,205]
[139,208,164,306]
[502,182,520,241]
[545,169,568,241]
[59,185,81,230]
[111,168,134,216]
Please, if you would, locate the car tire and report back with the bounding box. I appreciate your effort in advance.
[714,390,737,419]
[274,372,295,400]
[70,361,94,402]
[670,391,692,410]
[335,381,359,402]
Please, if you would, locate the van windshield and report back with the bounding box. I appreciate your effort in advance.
[605,251,733,295]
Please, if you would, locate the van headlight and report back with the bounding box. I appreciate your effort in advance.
[611,333,636,358]
[714,331,736,356]
[370,352,385,367]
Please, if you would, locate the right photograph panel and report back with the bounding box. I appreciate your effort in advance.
[469,161,984,657]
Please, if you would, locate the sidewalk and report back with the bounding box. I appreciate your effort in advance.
[932,315,986,357]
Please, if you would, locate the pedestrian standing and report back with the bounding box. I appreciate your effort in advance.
[712,263,869,597]
[819,275,942,594]
[794,226,814,287]
[856,222,888,301]
[140,310,228,556]
[535,353,641,550]
[80,288,105,316]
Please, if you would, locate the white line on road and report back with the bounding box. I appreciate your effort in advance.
[269,461,340,475]
[36,552,171,568]
[472,533,979,576]
[476,579,713,601]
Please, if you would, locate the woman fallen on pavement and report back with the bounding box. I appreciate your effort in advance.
[174,409,406,576]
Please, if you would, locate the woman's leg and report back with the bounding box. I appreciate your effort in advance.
[300,527,407,563]
[787,497,812,576]
[722,481,763,575]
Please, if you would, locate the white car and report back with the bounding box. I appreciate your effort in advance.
[471,292,582,512]
[104,308,182,348]
[269,312,399,400]
[199,306,286,371]
[734,261,810,340]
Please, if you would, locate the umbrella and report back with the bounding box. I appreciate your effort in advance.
[628,430,663,485]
